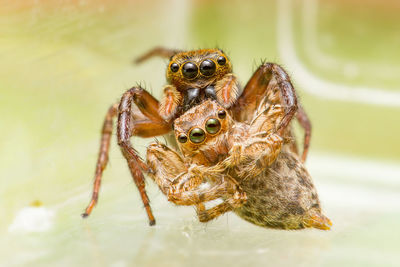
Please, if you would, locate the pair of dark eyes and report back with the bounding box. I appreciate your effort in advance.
[178,110,226,144]
[170,56,227,79]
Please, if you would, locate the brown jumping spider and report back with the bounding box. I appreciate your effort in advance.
[146,99,331,230]
[82,47,316,227]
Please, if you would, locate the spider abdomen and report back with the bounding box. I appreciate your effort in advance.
[233,151,331,230]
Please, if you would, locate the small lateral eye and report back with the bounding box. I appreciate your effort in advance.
[217,56,226,65]
[178,134,188,143]
[218,110,226,119]
[205,118,221,134]
[170,63,179,72]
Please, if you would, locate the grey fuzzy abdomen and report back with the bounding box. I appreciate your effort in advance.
[233,151,321,229]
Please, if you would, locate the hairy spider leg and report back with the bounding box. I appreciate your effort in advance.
[214,73,241,108]
[146,143,246,223]
[117,87,172,225]
[82,103,119,218]
[196,189,247,223]
[171,175,247,223]
[168,175,241,205]
[220,130,284,174]
[232,63,311,162]
[83,87,171,226]
[296,104,312,162]
[146,142,228,201]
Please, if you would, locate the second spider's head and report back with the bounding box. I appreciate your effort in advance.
[173,99,232,153]
[167,49,232,90]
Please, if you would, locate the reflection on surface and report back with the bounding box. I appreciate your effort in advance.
[1,0,400,266]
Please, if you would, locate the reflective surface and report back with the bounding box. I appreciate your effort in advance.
[1,0,400,266]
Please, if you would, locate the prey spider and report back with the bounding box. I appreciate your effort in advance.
[147,99,331,230]
[82,47,313,226]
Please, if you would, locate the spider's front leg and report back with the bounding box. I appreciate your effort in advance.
[146,143,226,200]
[146,143,247,222]
[82,103,119,218]
[83,86,171,226]
[232,63,311,162]
[118,87,174,225]
[146,142,197,195]
[195,189,246,223]
[238,133,284,177]
[222,130,284,178]
[214,73,241,109]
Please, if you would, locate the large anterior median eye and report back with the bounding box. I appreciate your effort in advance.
[189,128,205,143]
[205,118,221,134]
[182,62,198,79]
[199,59,216,76]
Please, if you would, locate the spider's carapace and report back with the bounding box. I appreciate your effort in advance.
[148,48,239,121]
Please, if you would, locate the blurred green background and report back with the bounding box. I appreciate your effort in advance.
[1,0,399,266]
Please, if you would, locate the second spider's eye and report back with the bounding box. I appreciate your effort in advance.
[189,128,205,143]
[205,118,221,134]
[182,62,198,79]
[170,63,179,72]
[178,134,188,143]
[218,110,226,119]
[200,59,216,76]
[217,56,226,65]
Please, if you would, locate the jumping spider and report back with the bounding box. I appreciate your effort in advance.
[82,47,314,227]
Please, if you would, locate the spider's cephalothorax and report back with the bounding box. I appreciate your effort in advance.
[159,49,239,120]
[82,47,312,226]
[167,49,232,89]
[173,98,232,162]
[147,100,332,230]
